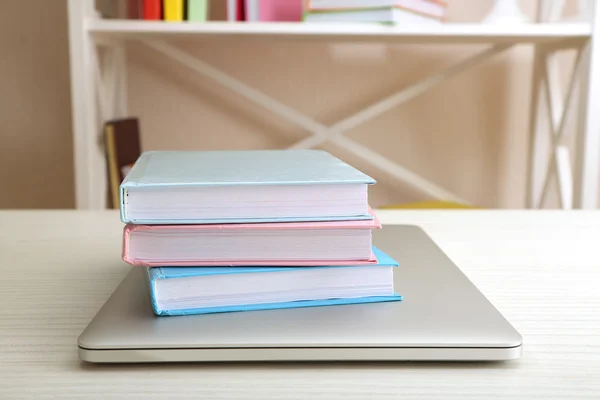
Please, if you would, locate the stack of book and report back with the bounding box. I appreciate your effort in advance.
[303,0,447,25]
[144,0,209,21]
[98,0,305,22]
[119,150,402,316]
[97,0,210,21]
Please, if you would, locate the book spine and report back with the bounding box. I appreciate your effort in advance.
[245,0,259,21]
[237,0,245,20]
[146,268,164,316]
[104,124,121,209]
[307,1,446,18]
[164,0,184,21]
[119,186,129,223]
[122,226,152,267]
[227,0,237,21]
[143,0,162,19]
[306,5,444,21]
[187,0,208,21]
[128,0,143,18]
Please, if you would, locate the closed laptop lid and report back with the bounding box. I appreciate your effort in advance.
[78,225,522,353]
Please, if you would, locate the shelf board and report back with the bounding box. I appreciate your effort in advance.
[88,20,591,45]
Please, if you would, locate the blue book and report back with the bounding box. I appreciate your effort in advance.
[120,150,375,224]
[147,247,402,316]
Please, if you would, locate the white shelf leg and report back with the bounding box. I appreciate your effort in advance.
[528,1,583,209]
[68,0,106,209]
[538,49,583,209]
[116,44,129,118]
[525,1,554,209]
[95,46,116,122]
[95,43,127,121]
[574,1,600,208]
[526,45,546,208]
[539,51,567,209]
[104,48,119,120]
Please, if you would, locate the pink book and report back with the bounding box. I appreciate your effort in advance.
[123,210,381,267]
[245,0,303,22]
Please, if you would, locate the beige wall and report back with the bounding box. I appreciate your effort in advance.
[1,0,573,209]
[1,1,74,208]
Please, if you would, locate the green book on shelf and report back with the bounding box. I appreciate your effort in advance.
[188,0,209,21]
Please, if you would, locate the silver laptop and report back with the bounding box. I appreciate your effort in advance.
[78,225,522,363]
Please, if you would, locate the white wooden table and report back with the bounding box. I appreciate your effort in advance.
[0,210,599,399]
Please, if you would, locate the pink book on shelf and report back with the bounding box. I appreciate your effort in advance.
[122,209,381,267]
[245,0,303,22]
[237,0,245,20]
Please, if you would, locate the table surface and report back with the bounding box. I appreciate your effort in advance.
[1,210,599,399]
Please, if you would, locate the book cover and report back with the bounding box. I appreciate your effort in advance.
[104,118,142,209]
[307,0,447,18]
[304,6,444,24]
[127,0,143,18]
[149,246,397,278]
[163,0,184,21]
[226,0,245,21]
[120,150,375,224]
[188,0,209,21]
[127,251,379,267]
[246,0,303,21]
[121,150,374,188]
[147,246,402,316]
[143,0,162,19]
[122,210,380,266]
[207,0,226,20]
[237,0,245,20]
[151,295,402,316]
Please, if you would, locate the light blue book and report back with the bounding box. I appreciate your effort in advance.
[147,247,401,316]
[120,150,375,224]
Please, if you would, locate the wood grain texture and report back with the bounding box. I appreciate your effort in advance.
[0,210,599,399]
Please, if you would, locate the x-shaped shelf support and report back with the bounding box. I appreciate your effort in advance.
[528,43,585,209]
[144,40,516,205]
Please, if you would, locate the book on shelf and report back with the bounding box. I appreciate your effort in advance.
[205,0,244,21]
[187,0,209,21]
[146,246,401,316]
[163,0,184,21]
[96,0,144,19]
[127,0,143,19]
[245,0,304,21]
[119,150,375,225]
[122,211,380,266]
[306,0,447,19]
[141,0,195,21]
[304,5,444,24]
[104,118,142,209]
[227,0,246,21]
[143,0,162,20]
